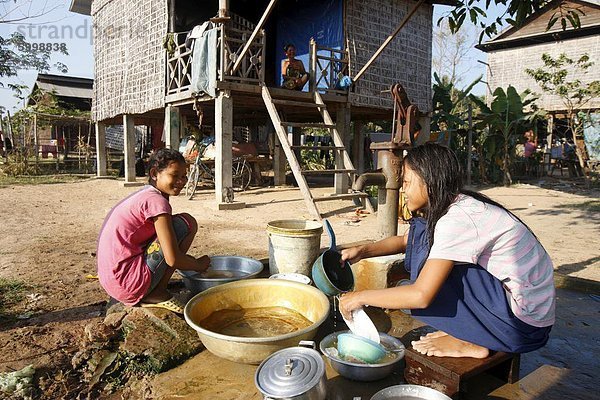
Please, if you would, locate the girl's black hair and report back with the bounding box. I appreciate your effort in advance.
[283,43,295,52]
[147,148,185,184]
[404,142,538,247]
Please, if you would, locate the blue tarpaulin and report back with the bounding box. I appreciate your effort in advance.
[275,0,343,91]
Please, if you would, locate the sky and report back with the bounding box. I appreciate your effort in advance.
[0,0,505,114]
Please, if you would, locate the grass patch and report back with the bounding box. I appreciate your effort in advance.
[0,174,91,188]
[0,278,29,318]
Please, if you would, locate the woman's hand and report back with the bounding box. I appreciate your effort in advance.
[195,255,211,272]
[338,291,366,321]
[340,246,364,265]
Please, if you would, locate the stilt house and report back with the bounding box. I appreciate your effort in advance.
[70,0,441,219]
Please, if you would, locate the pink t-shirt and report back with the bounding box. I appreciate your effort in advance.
[428,194,555,327]
[97,186,172,306]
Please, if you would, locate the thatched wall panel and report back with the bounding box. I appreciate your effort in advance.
[92,0,167,122]
[346,0,432,113]
[487,35,600,112]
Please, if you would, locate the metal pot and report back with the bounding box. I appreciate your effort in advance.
[255,341,327,400]
[311,219,354,296]
[370,384,452,400]
[178,255,263,294]
[320,330,405,382]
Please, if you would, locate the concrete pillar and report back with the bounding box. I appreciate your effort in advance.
[335,104,351,194]
[123,115,137,183]
[164,104,181,150]
[95,122,107,177]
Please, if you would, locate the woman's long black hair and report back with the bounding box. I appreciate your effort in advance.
[403,143,537,247]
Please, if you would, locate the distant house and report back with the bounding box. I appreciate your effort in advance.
[477,0,600,159]
[28,73,93,156]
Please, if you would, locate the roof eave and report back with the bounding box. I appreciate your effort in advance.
[69,0,92,16]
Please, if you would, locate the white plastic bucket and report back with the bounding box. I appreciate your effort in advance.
[266,220,323,276]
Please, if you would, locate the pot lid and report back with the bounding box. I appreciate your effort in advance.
[255,346,325,397]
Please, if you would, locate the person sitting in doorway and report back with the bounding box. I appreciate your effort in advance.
[281,44,309,90]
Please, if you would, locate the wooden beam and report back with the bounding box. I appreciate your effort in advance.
[353,0,425,83]
[164,105,181,150]
[231,0,278,75]
[215,90,233,203]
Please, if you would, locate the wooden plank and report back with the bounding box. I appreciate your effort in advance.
[301,169,355,175]
[272,99,325,108]
[315,91,356,176]
[281,122,335,129]
[313,193,368,202]
[262,86,321,219]
[290,146,346,150]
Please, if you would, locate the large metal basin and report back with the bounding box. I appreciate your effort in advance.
[184,279,330,364]
[177,255,263,294]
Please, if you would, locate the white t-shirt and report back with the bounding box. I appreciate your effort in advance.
[428,194,555,327]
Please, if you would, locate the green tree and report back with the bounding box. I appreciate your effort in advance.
[471,86,542,186]
[525,53,600,173]
[0,0,68,96]
[443,0,586,42]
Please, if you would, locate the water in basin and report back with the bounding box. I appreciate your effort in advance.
[199,306,313,337]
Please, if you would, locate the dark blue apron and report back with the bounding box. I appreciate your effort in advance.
[404,217,551,353]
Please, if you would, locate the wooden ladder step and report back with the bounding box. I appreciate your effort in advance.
[301,169,355,175]
[281,122,336,129]
[272,99,326,108]
[290,145,346,150]
[313,193,369,202]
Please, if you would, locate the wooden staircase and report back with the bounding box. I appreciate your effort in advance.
[262,85,368,219]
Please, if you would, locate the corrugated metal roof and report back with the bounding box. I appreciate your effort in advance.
[69,0,92,16]
[36,81,93,99]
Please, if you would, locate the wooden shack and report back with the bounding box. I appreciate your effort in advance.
[71,0,441,218]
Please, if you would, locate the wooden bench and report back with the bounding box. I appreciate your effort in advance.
[402,326,520,399]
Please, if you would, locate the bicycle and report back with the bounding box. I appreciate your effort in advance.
[184,141,252,200]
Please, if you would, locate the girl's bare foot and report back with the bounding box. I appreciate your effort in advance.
[411,331,489,359]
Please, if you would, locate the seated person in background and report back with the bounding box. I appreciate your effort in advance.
[281,44,309,90]
[523,129,537,158]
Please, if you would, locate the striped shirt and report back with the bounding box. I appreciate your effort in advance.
[428,194,555,327]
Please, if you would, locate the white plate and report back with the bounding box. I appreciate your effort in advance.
[342,308,380,344]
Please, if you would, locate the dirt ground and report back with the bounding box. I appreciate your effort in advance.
[0,177,598,397]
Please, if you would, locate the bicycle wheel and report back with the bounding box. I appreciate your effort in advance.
[232,159,252,192]
[186,164,200,199]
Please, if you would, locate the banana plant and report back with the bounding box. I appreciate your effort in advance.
[470,86,541,186]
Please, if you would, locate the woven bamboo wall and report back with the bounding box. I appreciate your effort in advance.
[346,0,433,112]
[91,0,168,122]
[487,35,600,112]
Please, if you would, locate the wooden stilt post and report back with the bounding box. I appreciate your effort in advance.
[335,104,351,194]
[353,121,364,175]
[164,105,181,150]
[546,114,554,176]
[123,115,137,184]
[95,122,107,177]
[33,113,39,167]
[215,90,243,208]
[272,125,286,186]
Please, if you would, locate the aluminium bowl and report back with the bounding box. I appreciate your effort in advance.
[320,330,405,382]
[184,279,330,364]
[177,255,263,294]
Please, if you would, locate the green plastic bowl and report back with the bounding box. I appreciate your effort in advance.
[337,333,386,364]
